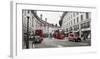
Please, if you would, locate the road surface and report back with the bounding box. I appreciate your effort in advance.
[29,38,91,48]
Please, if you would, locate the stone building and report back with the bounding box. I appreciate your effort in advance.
[22,10,59,41]
[60,11,91,40]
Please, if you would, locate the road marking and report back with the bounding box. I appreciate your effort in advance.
[57,45,63,48]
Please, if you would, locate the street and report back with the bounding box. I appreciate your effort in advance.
[22,10,91,49]
[28,38,91,49]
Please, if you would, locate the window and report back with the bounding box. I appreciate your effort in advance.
[77,25,79,29]
[86,12,89,19]
[74,19,75,24]
[69,17,70,20]
[81,22,90,29]
[69,22,70,26]
[77,12,79,15]
[73,13,75,17]
[27,16,29,20]
[77,17,79,23]
[28,10,30,13]
[71,15,72,19]
[71,20,72,25]
[74,25,77,31]
[66,28,68,32]
[70,27,73,31]
[67,23,68,26]
[32,19,34,27]
[81,15,83,21]
[81,24,83,29]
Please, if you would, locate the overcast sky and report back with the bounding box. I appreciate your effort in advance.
[37,11,63,26]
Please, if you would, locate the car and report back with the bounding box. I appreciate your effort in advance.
[68,32,81,42]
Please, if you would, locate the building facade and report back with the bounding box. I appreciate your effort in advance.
[61,12,91,40]
[22,10,59,41]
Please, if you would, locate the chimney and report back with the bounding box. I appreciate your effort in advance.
[40,14,43,20]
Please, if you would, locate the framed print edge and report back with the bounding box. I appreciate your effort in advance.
[10,1,97,58]
[10,1,17,58]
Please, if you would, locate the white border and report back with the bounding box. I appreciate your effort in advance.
[11,1,97,58]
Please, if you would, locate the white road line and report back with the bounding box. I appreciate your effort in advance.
[57,45,63,48]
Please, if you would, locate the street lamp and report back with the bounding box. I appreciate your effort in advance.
[26,16,29,49]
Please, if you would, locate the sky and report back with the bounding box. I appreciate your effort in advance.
[37,11,63,26]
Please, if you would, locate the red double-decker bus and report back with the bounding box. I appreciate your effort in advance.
[32,30,43,44]
[53,30,65,40]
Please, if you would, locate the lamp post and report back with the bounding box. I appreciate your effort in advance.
[45,18,47,33]
[26,16,29,49]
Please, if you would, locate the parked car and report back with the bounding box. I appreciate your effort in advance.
[68,32,81,42]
